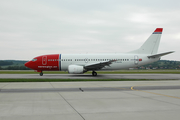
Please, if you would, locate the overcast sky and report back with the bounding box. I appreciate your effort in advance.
[0,0,180,60]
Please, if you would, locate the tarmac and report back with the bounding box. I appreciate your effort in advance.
[0,80,180,120]
[0,74,180,79]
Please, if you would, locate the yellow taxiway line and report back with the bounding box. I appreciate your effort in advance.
[131,85,180,99]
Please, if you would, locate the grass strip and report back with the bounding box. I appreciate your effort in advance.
[0,78,177,82]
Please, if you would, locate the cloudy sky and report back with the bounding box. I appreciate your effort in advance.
[0,0,180,60]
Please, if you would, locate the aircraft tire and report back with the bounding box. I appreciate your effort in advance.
[92,71,97,76]
[40,72,43,76]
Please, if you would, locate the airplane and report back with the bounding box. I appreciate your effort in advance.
[24,28,174,76]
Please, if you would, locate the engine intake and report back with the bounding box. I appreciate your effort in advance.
[68,65,85,74]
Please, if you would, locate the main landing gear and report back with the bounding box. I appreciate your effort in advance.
[40,71,43,76]
[92,71,97,76]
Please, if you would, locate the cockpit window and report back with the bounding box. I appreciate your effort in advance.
[32,59,37,61]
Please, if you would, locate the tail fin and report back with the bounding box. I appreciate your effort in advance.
[129,28,163,55]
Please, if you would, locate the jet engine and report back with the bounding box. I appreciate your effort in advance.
[68,65,85,74]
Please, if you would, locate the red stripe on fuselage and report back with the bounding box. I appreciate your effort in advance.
[36,54,59,71]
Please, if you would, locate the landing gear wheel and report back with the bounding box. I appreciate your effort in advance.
[92,71,97,76]
[40,72,43,76]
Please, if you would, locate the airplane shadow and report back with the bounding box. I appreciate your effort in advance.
[29,74,105,78]
[69,74,105,78]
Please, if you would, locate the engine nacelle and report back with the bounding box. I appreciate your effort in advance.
[68,65,85,74]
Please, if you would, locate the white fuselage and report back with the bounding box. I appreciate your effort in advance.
[60,53,159,71]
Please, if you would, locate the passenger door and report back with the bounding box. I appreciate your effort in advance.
[42,56,47,65]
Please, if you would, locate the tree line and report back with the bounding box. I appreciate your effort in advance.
[0,60,180,70]
[0,66,30,70]
[0,61,13,66]
[139,60,180,69]
[0,60,30,70]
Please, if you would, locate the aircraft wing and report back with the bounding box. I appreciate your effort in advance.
[84,60,116,70]
[147,51,175,58]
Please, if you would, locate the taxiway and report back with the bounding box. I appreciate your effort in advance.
[0,80,180,120]
[0,74,180,79]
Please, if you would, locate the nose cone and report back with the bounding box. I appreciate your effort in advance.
[24,61,33,69]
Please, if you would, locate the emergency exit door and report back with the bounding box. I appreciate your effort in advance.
[134,55,139,65]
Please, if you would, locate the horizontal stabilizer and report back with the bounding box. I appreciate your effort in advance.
[147,51,175,58]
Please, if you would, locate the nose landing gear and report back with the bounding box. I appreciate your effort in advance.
[92,71,97,76]
[40,71,43,76]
